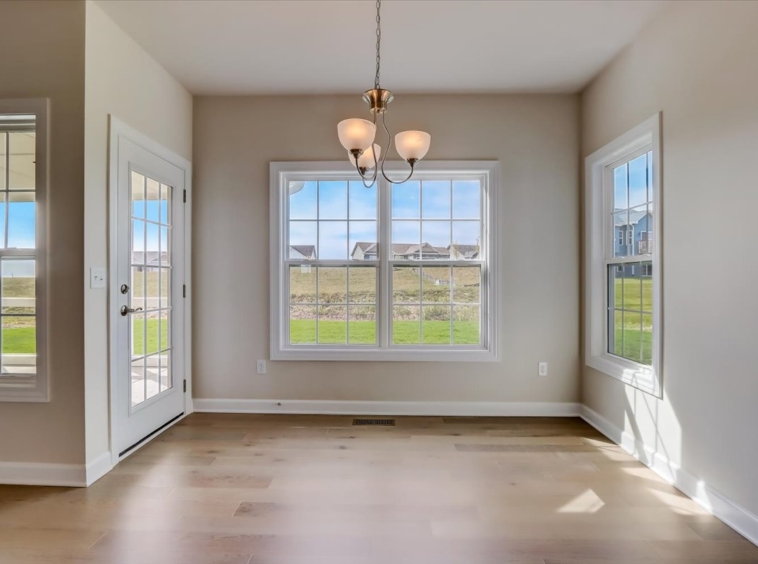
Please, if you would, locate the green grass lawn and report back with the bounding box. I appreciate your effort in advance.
[611,276,653,365]
[291,320,480,345]
[132,318,169,356]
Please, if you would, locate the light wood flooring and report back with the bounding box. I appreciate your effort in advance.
[0,414,756,563]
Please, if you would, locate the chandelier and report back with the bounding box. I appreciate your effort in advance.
[337,0,431,187]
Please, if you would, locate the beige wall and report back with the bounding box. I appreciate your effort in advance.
[193,94,580,404]
[582,1,758,516]
[84,1,193,462]
[0,1,86,464]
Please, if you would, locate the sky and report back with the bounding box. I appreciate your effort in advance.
[613,151,653,213]
[1,201,36,277]
[132,200,170,255]
[289,180,482,259]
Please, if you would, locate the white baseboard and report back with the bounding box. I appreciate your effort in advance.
[0,461,86,487]
[85,452,113,486]
[193,398,582,417]
[580,405,758,547]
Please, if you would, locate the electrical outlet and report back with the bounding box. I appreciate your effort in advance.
[538,362,548,376]
[90,267,107,289]
[256,360,267,375]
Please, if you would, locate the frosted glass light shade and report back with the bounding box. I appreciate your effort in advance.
[395,130,431,161]
[353,144,381,169]
[337,119,376,152]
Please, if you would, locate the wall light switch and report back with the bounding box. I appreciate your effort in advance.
[538,362,548,377]
[256,360,267,375]
[90,267,107,289]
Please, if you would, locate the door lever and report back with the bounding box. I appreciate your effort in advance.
[120,305,143,316]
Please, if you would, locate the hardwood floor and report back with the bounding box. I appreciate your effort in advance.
[0,414,756,563]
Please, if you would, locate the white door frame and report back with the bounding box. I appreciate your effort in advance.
[108,116,192,466]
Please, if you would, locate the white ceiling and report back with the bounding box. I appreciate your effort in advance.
[96,0,666,96]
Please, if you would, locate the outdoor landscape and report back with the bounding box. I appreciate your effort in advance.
[611,272,653,365]
[289,265,482,345]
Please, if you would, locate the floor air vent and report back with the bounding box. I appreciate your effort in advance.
[352,418,395,426]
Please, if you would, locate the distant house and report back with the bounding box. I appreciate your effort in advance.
[132,251,168,272]
[290,245,317,260]
[350,242,480,261]
[614,209,653,277]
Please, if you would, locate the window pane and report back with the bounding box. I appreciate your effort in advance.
[348,266,376,304]
[393,305,420,344]
[290,306,316,344]
[318,305,346,344]
[453,305,480,345]
[160,227,169,264]
[146,178,160,222]
[622,312,642,363]
[349,180,377,220]
[348,305,376,344]
[642,313,653,366]
[318,267,346,304]
[145,267,159,311]
[132,171,145,219]
[451,221,480,259]
[289,181,317,220]
[421,266,451,303]
[132,267,145,312]
[627,205,648,257]
[2,259,35,315]
[349,221,376,261]
[132,313,145,356]
[145,354,160,400]
[422,305,451,344]
[159,350,171,392]
[7,194,35,249]
[393,266,420,303]
[392,222,420,257]
[8,132,35,190]
[647,151,654,202]
[131,357,145,407]
[159,268,170,310]
[453,266,480,303]
[318,221,348,260]
[159,309,170,352]
[290,265,316,304]
[289,221,317,259]
[628,154,647,208]
[145,313,160,354]
[2,315,35,355]
[392,181,420,219]
[421,221,450,258]
[613,163,628,211]
[318,181,347,219]
[0,194,5,248]
[609,310,623,358]
[622,264,643,311]
[160,184,171,224]
[612,211,628,258]
[452,180,480,219]
[421,180,450,219]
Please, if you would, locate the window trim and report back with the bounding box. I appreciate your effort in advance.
[584,113,662,397]
[0,98,49,402]
[270,161,499,362]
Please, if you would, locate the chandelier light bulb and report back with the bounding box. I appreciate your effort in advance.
[395,130,431,162]
[337,119,377,152]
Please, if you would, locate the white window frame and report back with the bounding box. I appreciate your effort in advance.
[0,98,49,402]
[584,114,662,397]
[270,161,499,362]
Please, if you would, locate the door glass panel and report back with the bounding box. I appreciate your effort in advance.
[130,171,173,408]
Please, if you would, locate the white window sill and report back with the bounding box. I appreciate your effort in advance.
[586,353,661,398]
[272,347,499,362]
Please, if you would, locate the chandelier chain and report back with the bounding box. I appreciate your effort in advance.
[375,0,381,89]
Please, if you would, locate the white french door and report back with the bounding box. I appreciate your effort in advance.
[112,130,187,457]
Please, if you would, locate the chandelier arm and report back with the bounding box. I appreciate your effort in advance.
[378,111,416,185]
[352,153,378,188]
